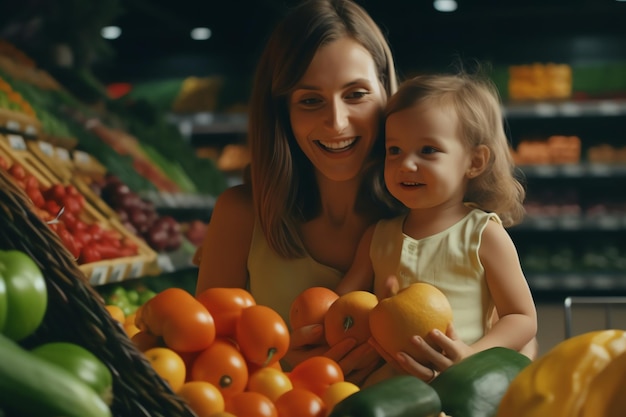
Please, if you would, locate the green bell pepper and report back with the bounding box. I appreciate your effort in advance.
[0,249,48,341]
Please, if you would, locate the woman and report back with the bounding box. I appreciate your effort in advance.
[195,0,402,380]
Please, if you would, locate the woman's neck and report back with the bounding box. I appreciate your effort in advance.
[315,174,362,226]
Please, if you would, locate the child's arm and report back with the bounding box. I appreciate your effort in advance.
[335,224,377,295]
[471,220,538,353]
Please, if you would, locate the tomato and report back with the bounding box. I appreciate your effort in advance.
[289,287,339,331]
[236,305,290,367]
[135,287,215,352]
[324,290,378,346]
[196,287,256,337]
[321,381,360,414]
[225,391,278,417]
[289,356,344,397]
[247,366,293,402]
[191,338,249,401]
[131,330,163,352]
[177,381,225,417]
[0,249,47,341]
[144,347,187,392]
[274,388,326,417]
[31,342,113,404]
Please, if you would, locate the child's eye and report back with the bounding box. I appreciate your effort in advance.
[421,146,438,154]
[387,146,401,155]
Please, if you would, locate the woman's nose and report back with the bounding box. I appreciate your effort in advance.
[325,100,349,132]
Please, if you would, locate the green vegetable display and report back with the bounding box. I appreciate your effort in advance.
[328,375,441,417]
[430,347,531,417]
[0,250,47,341]
[31,342,113,405]
[0,333,111,417]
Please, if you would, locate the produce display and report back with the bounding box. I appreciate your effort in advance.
[0,249,113,417]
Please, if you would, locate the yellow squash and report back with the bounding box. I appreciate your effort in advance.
[496,329,626,417]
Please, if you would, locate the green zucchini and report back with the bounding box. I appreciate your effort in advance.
[0,333,111,417]
[328,375,441,417]
[430,346,531,417]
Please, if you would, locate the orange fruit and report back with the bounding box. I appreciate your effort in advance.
[369,282,453,363]
[191,338,249,402]
[322,381,360,415]
[196,287,256,337]
[247,366,293,402]
[144,347,186,392]
[131,330,162,352]
[289,287,339,331]
[105,304,125,324]
[324,291,378,346]
[225,391,278,417]
[177,381,225,417]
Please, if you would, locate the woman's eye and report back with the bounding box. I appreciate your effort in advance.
[299,97,322,106]
[346,91,368,100]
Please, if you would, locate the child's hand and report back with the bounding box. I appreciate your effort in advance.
[426,324,475,365]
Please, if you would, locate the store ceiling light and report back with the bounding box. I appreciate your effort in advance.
[101,26,122,40]
[191,27,212,40]
[433,0,458,12]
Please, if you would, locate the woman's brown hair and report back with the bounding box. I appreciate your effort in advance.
[248,0,400,258]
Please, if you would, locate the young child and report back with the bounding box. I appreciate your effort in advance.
[337,72,537,382]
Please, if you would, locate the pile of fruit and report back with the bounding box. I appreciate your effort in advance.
[0,156,139,264]
[91,174,184,252]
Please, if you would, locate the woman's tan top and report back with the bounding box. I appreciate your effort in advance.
[370,208,499,344]
[248,221,343,327]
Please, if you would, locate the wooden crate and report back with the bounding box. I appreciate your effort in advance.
[0,133,159,285]
[0,107,41,138]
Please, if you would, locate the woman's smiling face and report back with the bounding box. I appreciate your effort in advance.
[289,37,386,182]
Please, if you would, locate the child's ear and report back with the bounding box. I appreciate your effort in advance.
[467,145,490,178]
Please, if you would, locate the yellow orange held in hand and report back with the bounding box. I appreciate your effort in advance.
[324,290,378,346]
[289,286,339,331]
[369,282,453,363]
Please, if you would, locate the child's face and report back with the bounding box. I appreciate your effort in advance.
[384,102,473,210]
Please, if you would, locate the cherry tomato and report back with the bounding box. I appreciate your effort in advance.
[177,381,225,417]
[289,356,344,397]
[135,287,215,352]
[274,388,325,417]
[247,367,293,402]
[236,305,289,367]
[225,391,278,417]
[196,287,256,337]
[191,338,249,401]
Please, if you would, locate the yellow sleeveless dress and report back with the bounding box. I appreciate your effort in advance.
[370,208,499,344]
[248,222,343,327]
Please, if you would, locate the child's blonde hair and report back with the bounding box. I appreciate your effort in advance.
[385,72,526,227]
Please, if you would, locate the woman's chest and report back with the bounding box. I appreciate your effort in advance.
[300,218,369,273]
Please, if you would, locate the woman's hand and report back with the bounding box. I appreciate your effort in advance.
[283,324,328,369]
[284,323,383,385]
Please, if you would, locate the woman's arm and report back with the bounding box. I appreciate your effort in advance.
[195,184,255,295]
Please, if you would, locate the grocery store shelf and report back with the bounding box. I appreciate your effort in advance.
[519,163,626,178]
[167,112,247,136]
[515,215,626,231]
[504,98,626,119]
[155,237,199,274]
[528,272,626,294]
[139,190,216,210]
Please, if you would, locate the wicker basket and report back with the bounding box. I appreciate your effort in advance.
[0,168,197,417]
